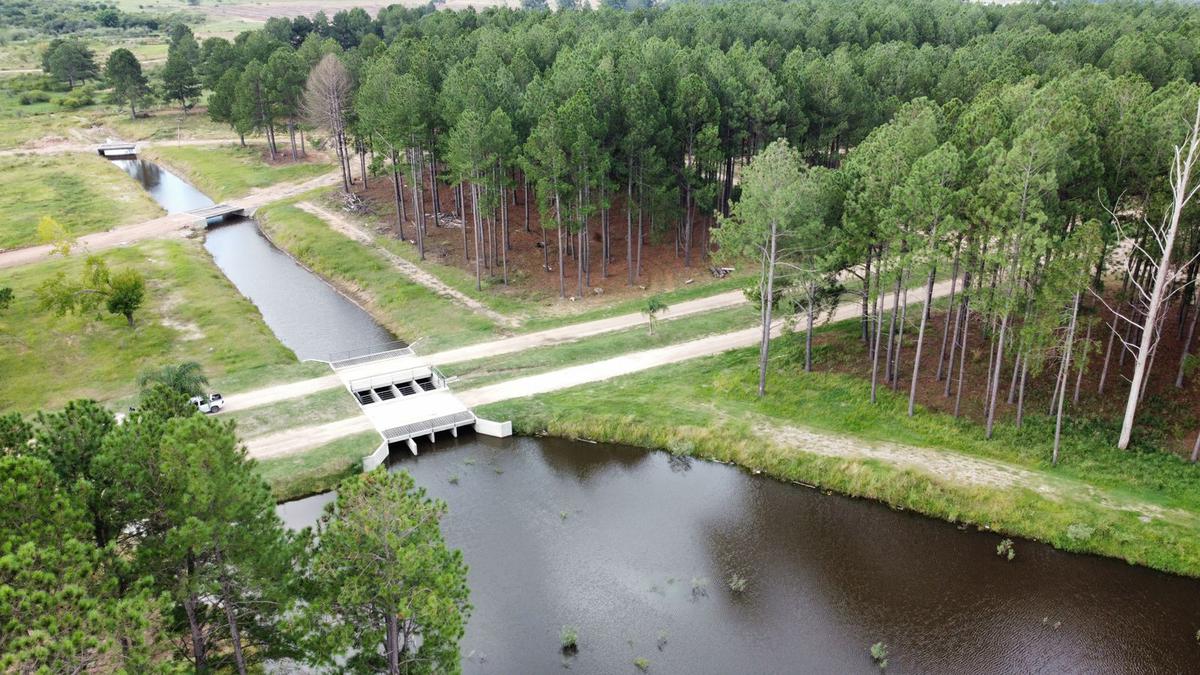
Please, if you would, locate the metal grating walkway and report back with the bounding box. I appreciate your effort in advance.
[381,410,476,442]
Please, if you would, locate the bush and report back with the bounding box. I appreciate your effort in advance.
[18,90,51,105]
[57,92,94,109]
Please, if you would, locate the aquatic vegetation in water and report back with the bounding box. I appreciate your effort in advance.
[560,625,579,652]
[870,642,889,669]
[656,630,668,651]
[634,657,650,671]
[448,474,460,485]
[996,538,1016,560]
[690,576,708,599]
[728,572,748,593]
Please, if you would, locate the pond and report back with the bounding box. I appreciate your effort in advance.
[113,157,396,361]
[277,435,1200,674]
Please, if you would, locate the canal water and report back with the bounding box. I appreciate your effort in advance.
[114,158,395,360]
[278,436,1200,674]
[117,156,1200,673]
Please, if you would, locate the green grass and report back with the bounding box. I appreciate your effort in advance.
[0,153,163,249]
[476,334,1200,578]
[0,238,301,413]
[142,144,331,201]
[257,201,502,352]
[442,304,758,389]
[228,387,359,439]
[255,431,380,503]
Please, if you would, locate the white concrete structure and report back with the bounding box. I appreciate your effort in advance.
[330,342,508,471]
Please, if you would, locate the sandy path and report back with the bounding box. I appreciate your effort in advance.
[0,171,341,269]
[220,289,748,414]
[295,201,519,328]
[243,281,951,458]
[247,416,374,459]
[0,137,247,157]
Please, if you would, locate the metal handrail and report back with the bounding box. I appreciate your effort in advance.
[329,341,413,368]
[348,365,447,394]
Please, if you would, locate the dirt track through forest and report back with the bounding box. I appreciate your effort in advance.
[296,200,519,327]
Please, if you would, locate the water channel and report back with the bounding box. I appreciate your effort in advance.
[114,157,395,360]
[118,158,1200,673]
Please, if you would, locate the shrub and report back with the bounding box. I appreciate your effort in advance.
[18,90,50,105]
[57,92,94,109]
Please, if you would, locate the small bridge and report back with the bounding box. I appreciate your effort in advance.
[329,341,510,470]
[188,204,248,226]
[97,142,136,158]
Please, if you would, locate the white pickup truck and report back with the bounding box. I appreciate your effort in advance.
[190,393,224,414]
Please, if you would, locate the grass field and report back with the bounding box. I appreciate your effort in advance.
[0,237,304,412]
[0,153,163,249]
[476,334,1200,577]
[143,144,331,201]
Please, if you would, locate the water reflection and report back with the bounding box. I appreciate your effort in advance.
[277,436,1200,674]
[203,220,397,361]
[111,158,213,214]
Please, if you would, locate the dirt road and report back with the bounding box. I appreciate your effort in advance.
[0,137,248,157]
[0,171,341,270]
[219,288,748,414]
[242,281,951,458]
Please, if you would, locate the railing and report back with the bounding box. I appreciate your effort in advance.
[348,365,448,396]
[329,341,413,369]
[381,410,476,442]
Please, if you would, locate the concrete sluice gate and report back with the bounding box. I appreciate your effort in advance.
[328,342,510,470]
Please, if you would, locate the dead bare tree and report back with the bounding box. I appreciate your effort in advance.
[303,54,353,193]
[1096,96,1200,450]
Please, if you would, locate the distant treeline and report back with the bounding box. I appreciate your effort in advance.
[0,0,172,36]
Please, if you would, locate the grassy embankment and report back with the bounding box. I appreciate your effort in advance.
[141,144,331,201]
[0,153,162,249]
[0,237,324,413]
[474,328,1200,578]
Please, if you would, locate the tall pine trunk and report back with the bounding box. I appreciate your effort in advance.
[908,267,937,416]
